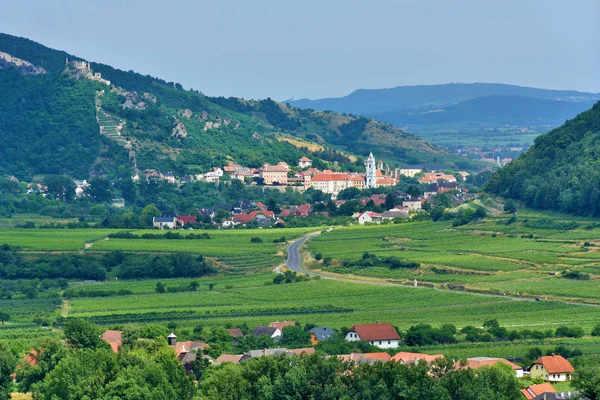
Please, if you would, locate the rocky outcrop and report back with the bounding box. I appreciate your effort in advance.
[171,118,188,139]
[178,109,193,118]
[0,51,46,75]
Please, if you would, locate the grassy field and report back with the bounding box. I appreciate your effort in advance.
[307,209,600,303]
[3,209,600,361]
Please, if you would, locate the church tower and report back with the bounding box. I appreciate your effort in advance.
[365,152,377,189]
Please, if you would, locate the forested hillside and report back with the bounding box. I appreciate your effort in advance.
[0,33,452,181]
[484,102,600,214]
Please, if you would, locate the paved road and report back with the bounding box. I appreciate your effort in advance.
[284,234,600,308]
[285,233,320,276]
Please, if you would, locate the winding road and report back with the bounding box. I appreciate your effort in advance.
[285,233,320,276]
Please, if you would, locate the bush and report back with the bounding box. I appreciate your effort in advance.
[591,323,600,337]
[314,253,323,261]
[250,237,263,243]
[563,270,590,280]
[555,326,584,338]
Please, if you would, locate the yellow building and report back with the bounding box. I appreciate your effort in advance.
[529,354,574,382]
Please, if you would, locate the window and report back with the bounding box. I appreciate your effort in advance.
[388,341,391,344]
[379,341,382,345]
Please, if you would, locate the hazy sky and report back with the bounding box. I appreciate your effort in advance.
[2,0,599,100]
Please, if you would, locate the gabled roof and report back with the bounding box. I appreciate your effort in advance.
[269,321,295,330]
[348,322,400,341]
[250,325,279,337]
[521,383,556,400]
[153,216,176,223]
[101,330,122,353]
[228,328,244,338]
[172,341,209,357]
[461,357,522,371]
[288,348,316,356]
[177,215,197,224]
[215,354,244,364]
[299,157,312,162]
[425,182,458,192]
[533,355,574,374]
[309,326,337,341]
[391,352,444,364]
[311,173,352,182]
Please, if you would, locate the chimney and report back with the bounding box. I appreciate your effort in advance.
[167,332,177,346]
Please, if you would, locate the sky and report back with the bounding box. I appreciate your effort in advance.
[2,0,599,100]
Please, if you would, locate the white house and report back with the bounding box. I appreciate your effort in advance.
[152,216,177,229]
[345,322,400,349]
[356,211,382,224]
[298,157,312,169]
[402,197,422,211]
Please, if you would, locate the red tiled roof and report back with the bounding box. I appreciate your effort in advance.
[228,328,244,338]
[299,157,312,162]
[391,352,444,364]
[269,321,295,330]
[223,166,235,172]
[460,357,522,371]
[289,347,316,356]
[101,330,122,353]
[348,322,400,341]
[177,215,197,225]
[233,210,275,224]
[521,383,556,400]
[311,173,352,182]
[172,341,209,357]
[533,355,574,374]
[215,354,244,364]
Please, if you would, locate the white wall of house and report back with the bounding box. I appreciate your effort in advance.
[344,332,398,349]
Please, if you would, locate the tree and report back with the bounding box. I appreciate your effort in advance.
[503,199,517,213]
[63,318,100,349]
[155,281,166,293]
[189,281,200,291]
[0,342,16,400]
[592,323,600,337]
[87,177,113,202]
[573,359,600,400]
[43,175,76,202]
[141,204,161,226]
[208,283,215,291]
[0,312,8,325]
[385,193,395,210]
[280,325,311,348]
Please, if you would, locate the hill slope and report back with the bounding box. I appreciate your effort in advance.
[484,101,600,214]
[0,33,452,180]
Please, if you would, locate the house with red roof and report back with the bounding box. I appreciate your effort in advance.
[521,383,556,400]
[232,210,275,227]
[298,157,312,168]
[102,330,123,353]
[269,321,295,330]
[259,164,288,185]
[345,322,400,349]
[530,354,574,381]
[391,352,444,365]
[459,357,524,378]
[355,211,382,224]
[176,215,197,226]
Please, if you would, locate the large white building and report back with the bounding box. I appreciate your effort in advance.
[365,152,377,189]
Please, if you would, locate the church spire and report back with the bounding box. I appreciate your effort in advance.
[365,152,377,189]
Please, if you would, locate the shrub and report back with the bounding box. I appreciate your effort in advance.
[250,237,263,243]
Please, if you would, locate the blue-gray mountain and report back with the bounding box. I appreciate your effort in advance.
[288,83,600,130]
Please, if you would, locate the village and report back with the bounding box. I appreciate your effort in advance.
[92,320,577,400]
[143,153,476,229]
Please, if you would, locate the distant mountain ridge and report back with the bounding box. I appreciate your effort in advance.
[288,83,600,115]
[369,95,598,128]
[0,33,453,180]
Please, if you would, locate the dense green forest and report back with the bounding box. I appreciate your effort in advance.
[485,102,600,214]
